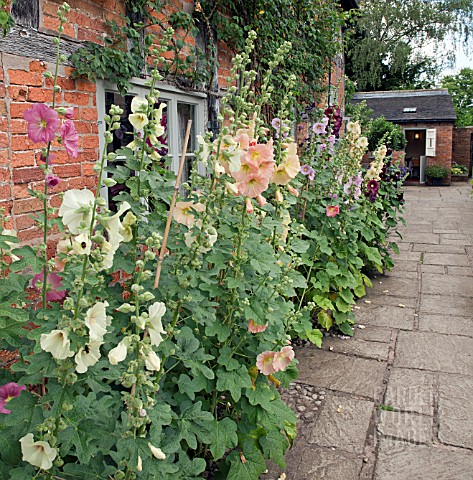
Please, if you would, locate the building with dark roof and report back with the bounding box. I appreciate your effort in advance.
[351,89,457,184]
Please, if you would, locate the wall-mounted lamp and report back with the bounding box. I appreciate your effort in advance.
[414,133,420,139]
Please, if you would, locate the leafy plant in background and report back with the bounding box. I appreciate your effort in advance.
[365,116,407,153]
[425,164,450,178]
[0,0,13,37]
[451,162,468,175]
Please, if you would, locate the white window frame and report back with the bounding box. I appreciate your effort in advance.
[96,79,207,205]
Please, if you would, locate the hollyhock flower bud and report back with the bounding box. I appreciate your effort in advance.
[145,350,161,371]
[245,197,254,214]
[148,443,166,460]
[248,319,268,333]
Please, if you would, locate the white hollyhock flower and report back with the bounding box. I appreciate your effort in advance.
[72,233,92,255]
[153,103,166,123]
[85,301,110,341]
[197,135,211,163]
[131,96,148,113]
[20,433,57,470]
[145,350,161,371]
[148,443,166,460]
[108,338,128,365]
[121,211,136,242]
[75,340,102,374]
[101,202,131,269]
[129,113,148,131]
[58,189,95,234]
[147,302,166,347]
[40,330,74,359]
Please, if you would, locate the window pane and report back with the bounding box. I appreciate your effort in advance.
[178,103,195,153]
[105,92,134,152]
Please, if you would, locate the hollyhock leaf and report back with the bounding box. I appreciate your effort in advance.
[257,397,297,430]
[216,366,252,402]
[245,381,275,409]
[227,449,267,480]
[8,246,43,273]
[291,238,310,253]
[260,429,289,468]
[209,418,238,461]
[217,347,240,372]
[175,401,214,450]
[0,305,29,345]
[339,288,355,305]
[318,311,333,330]
[306,328,323,348]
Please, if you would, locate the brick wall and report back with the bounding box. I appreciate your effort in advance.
[452,126,473,172]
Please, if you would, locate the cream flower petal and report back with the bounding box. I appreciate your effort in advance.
[131,96,148,114]
[145,350,161,371]
[72,233,92,255]
[75,340,102,374]
[129,113,148,131]
[147,302,166,347]
[108,339,128,365]
[40,330,74,359]
[20,433,57,470]
[102,202,131,269]
[58,189,95,235]
[85,301,110,341]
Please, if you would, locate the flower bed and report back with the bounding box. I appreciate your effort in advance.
[0,11,405,479]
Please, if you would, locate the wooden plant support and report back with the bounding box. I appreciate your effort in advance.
[153,119,193,289]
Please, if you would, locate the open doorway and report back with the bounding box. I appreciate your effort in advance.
[405,130,426,181]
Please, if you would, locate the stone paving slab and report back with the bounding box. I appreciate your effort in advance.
[309,394,374,454]
[264,444,363,480]
[384,368,435,415]
[361,293,417,309]
[423,253,470,266]
[421,273,473,297]
[421,264,446,274]
[438,374,473,449]
[296,348,386,400]
[353,325,393,343]
[412,243,466,254]
[322,336,390,361]
[377,410,433,444]
[355,304,416,330]
[374,439,473,480]
[420,294,473,317]
[446,266,473,276]
[368,276,419,298]
[418,314,473,337]
[394,331,473,374]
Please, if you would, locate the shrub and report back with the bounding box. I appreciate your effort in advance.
[425,164,450,178]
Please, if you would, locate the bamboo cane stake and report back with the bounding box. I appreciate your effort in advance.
[153,119,192,289]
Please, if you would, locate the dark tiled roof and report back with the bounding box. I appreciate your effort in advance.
[351,89,456,123]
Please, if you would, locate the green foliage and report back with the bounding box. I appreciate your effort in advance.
[451,162,468,175]
[0,0,14,37]
[347,0,473,91]
[366,117,406,152]
[425,164,450,178]
[442,68,473,127]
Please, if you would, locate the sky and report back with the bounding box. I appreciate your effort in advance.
[440,37,473,77]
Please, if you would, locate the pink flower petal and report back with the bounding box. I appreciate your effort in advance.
[24,104,59,144]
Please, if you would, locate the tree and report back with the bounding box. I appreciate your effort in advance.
[442,68,473,126]
[346,0,473,91]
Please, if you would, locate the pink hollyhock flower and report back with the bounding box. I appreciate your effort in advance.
[246,143,275,179]
[32,271,66,302]
[326,135,336,145]
[256,351,277,375]
[326,205,340,217]
[24,104,59,144]
[319,143,327,151]
[312,122,327,134]
[271,143,300,185]
[237,173,270,198]
[60,120,79,158]
[45,174,59,188]
[273,346,295,372]
[0,382,26,414]
[248,319,268,333]
[173,201,206,227]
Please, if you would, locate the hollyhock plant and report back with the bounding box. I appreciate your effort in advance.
[20,433,57,470]
[24,103,60,144]
[0,382,26,414]
[59,120,79,158]
[31,271,66,302]
[326,205,340,217]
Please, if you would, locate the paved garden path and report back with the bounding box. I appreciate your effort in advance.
[266,184,473,479]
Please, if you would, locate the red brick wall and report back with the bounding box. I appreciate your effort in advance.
[452,126,473,171]
[0,55,99,242]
